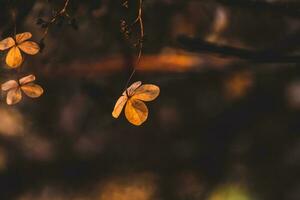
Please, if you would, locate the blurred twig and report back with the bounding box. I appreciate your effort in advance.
[177,36,300,63]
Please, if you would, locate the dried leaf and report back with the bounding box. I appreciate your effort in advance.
[16,32,32,44]
[112,95,128,118]
[6,46,22,68]
[125,98,148,126]
[18,41,40,55]
[19,74,36,85]
[21,83,44,98]
[1,74,43,105]
[0,37,15,50]
[1,80,18,91]
[1,32,39,68]
[7,88,22,105]
[123,81,142,96]
[113,81,159,126]
[132,84,160,101]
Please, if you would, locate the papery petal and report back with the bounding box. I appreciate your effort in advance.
[18,41,40,55]
[125,98,148,126]
[0,37,15,50]
[112,95,128,118]
[132,84,160,102]
[16,32,32,44]
[6,47,23,68]
[1,80,18,91]
[19,74,36,85]
[122,81,142,97]
[7,88,22,105]
[21,83,44,98]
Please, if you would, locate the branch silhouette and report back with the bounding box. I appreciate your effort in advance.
[177,36,300,63]
[215,0,300,18]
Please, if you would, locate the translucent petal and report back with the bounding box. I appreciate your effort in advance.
[6,46,23,68]
[21,83,44,98]
[18,41,40,55]
[1,80,18,91]
[19,74,36,85]
[15,32,32,44]
[7,88,22,105]
[123,81,142,97]
[112,95,128,118]
[132,84,160,102]
[0,37,15,50]
[125,98,148,126]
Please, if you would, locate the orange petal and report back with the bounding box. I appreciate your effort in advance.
[21,83,44,98]
[1,80,18,91]
[15,32,32,44]
[6,46,23,68]
[112,95,128,118]
[18,41,40,55]
[125,98,148,126]
[0,37,15,50]
[122,81,142,97]
[19,74,36,85]
[132,84,160,102]
[6,88,22,105]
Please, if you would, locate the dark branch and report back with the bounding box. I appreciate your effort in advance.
[215,0,300,18]
[177,36,300,63]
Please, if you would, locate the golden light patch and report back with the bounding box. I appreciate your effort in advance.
[208,183,253,200]
[0,32,40,68]
[0,106,24,136]
[1,74,44,105]
[112,81,160,126]
[98,174,157,200]
[224,71,253,100]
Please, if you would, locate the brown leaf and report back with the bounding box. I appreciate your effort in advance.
[21,83,44,98]
[125,98,148,126]
[6,46,23,68]
[18,41,40,55]
[6,88,22,105]
[132,84,160,102]
[112,95,128,118]
[16,32,32,44]
[0,37,15,50]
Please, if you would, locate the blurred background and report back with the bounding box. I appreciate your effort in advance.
[0,0,299,199]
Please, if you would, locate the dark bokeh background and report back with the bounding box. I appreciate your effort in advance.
[0,0,299,200]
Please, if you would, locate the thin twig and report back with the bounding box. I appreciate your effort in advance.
[124,0,144,93]
[41,0,71,40]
